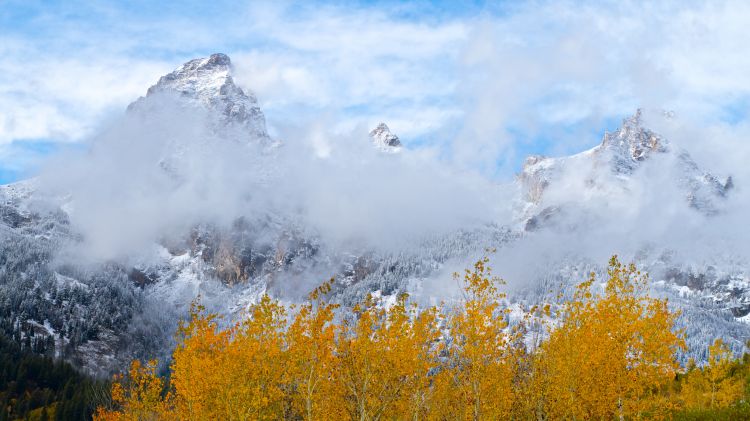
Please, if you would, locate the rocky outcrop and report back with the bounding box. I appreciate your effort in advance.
[369,123,402,151]
[598,109,668,175]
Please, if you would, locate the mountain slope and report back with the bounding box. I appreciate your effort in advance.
[0,54,748,374]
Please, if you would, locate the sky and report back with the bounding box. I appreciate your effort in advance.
[1,0,749,183]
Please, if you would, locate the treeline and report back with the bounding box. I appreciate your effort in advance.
[0,334,109,421]
[0,232,148,361]
[95,256,750,420]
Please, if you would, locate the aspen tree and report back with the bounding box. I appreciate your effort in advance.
[285,279,343,420]
[93,359,170,421]
[169,297,287,420]
[336,292,441,421]
[431,256,517,420]
[95,255,698,420]
[536,256,684,419]
[681,338,744,410]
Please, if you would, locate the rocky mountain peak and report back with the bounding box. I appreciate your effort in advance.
[599,109,668,174]
[521,155,548,173]
[147,53,234,98]
[369,123,402,151]
[517,109,734,224]
[132,53,270,143]
[168,53,232,76]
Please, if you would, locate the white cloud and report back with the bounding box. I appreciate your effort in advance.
[0,39,172,143]
[0,1,465,151]
[439,0,750,175]
[1,0,749,181]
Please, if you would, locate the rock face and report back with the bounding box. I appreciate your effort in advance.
[130,53,270,143]
[369,122,402,151]
[600,109,668,175]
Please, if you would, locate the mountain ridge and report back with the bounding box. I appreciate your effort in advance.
[1,53,748,375]
[518,109,733,230]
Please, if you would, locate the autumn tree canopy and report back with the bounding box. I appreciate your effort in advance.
[95,256,749,421]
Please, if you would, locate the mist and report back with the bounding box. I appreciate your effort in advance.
[34,92,507,265]
[12,0,749,302]
[492,121,750,292]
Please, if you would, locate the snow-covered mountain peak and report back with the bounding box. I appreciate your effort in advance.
[520,110,668,184]
[518,110,733,226]
[132,53,270,143]
[598,109,668,175]
[369,122,402,152]
[148,53,233,98]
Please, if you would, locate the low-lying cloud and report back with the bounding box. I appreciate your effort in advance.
[6,0,750,297]
[37,92,505,261]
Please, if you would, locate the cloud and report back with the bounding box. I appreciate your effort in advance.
[0,53,171,144]
[0,1,465,150]
[2,0,749,184]
[447,0,750,175]
[35,91,503,262]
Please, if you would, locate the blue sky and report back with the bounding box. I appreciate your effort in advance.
[1,0,749,184]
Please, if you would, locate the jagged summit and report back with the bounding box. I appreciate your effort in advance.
[518,110,732,223]
[521,110,668,180]
[369,122,402,152]
[598,109,668,175]
[131,53,270,143]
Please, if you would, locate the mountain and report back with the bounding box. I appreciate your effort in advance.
[129,53,270,144]
[518,110,733,231]
[1,54,749,375]
[369,122,402,152]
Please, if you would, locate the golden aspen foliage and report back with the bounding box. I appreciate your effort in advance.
[509,303,554,421]
[387,300,442,419]
[534,256,685,420]
[431,256,518,420]
[228,294,288,419]
[680,338,745,411]
[168,302,230,420]
[169,296,288,420]
[285,279,343,420]
[93,359,170,421]
[95,255,707,420]
[336,292,442,421]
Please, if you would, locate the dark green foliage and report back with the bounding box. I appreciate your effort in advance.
[0,334,108,421]
[671,404,750,421]
[0,233,142,358]
[0,228,176,376]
